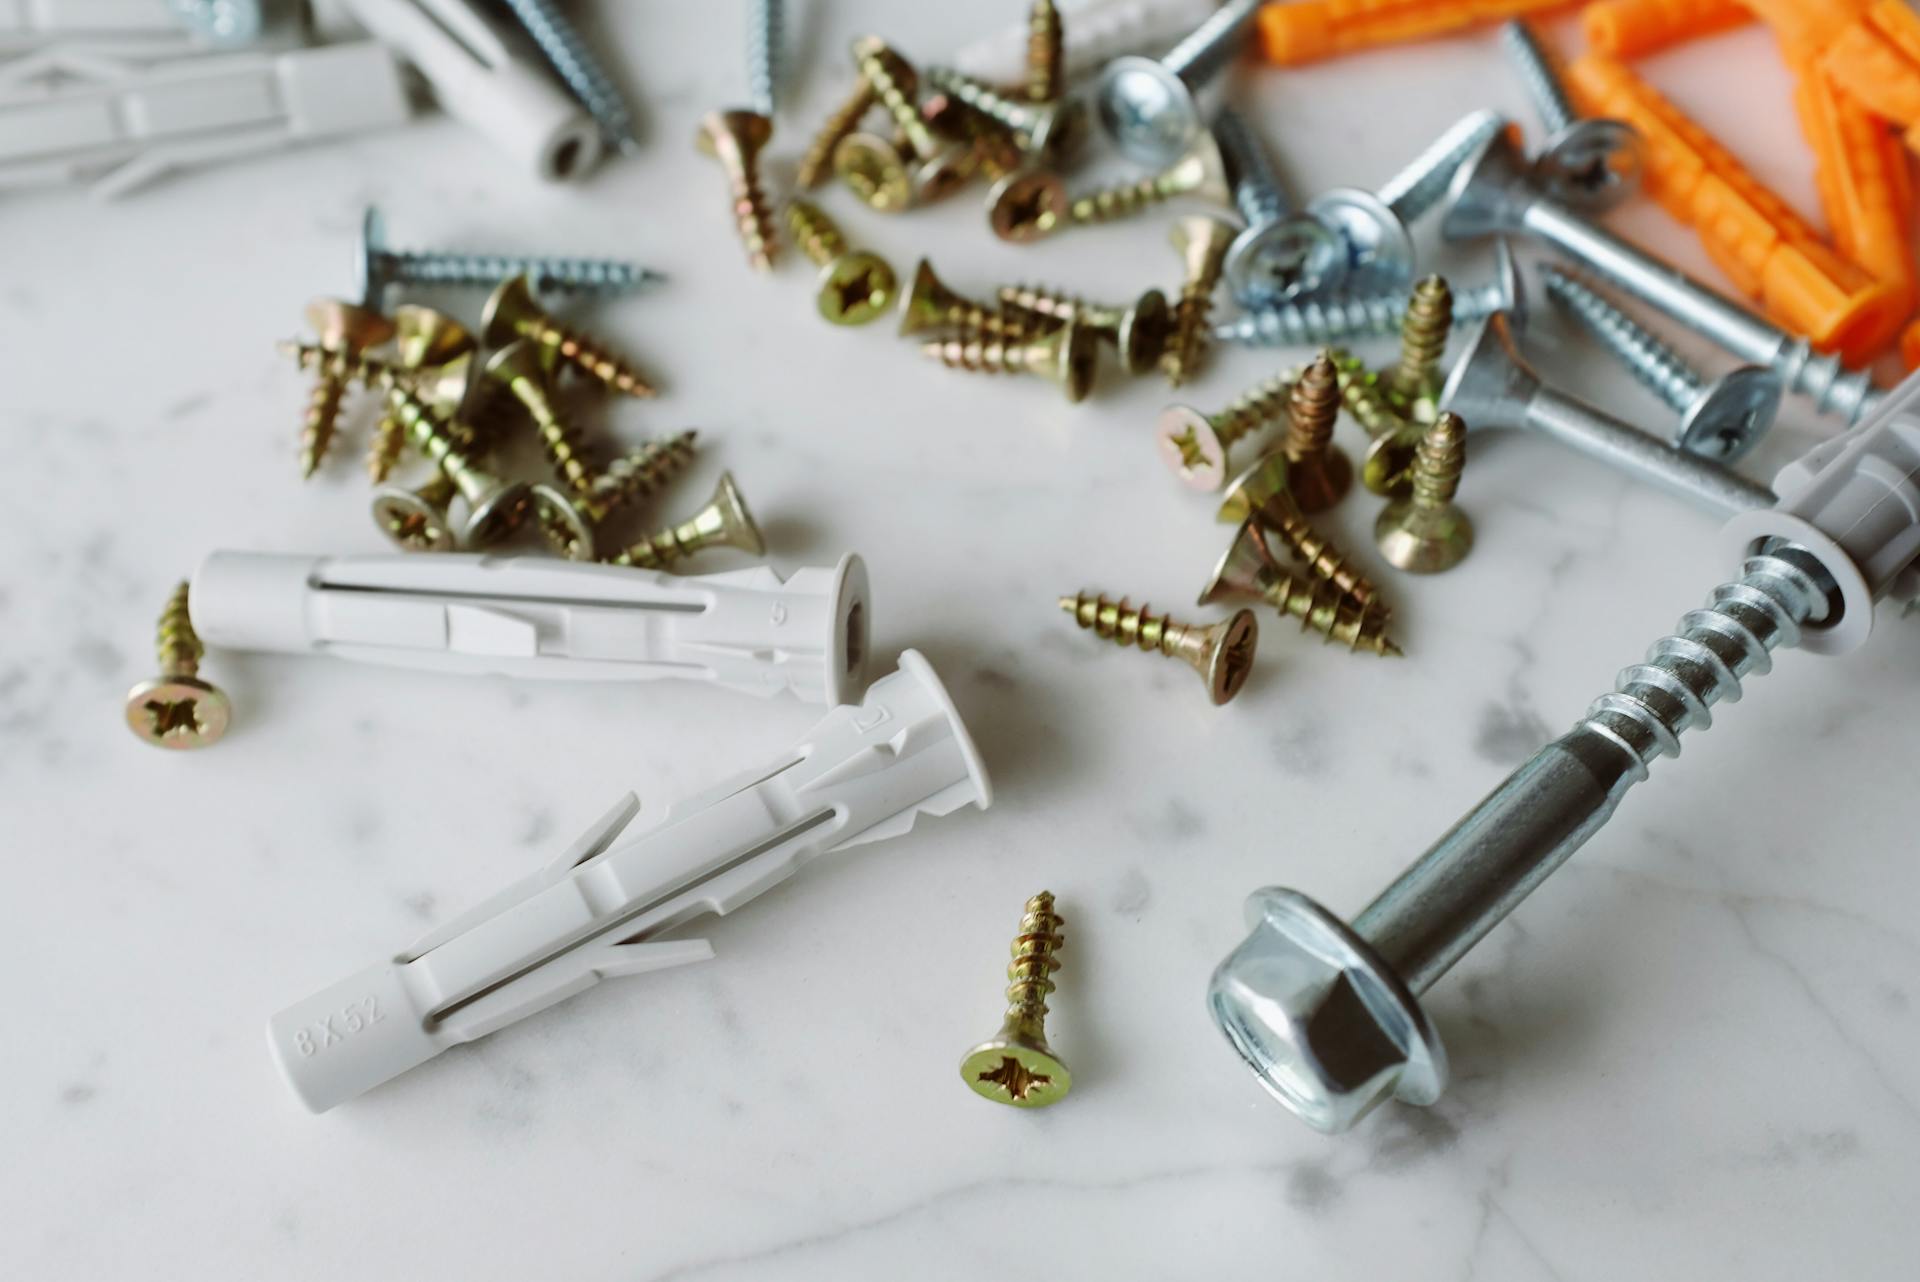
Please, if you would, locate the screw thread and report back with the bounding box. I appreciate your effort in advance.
[1161,0,1262,86]
[377,472,458,550]
[725,154,781,273]
[998,283,1111,329]
[583,431,698,521]
[387,250,658,294]
[525,320,658,398]
[858,38,939,157]
[1163,284,1215,387]
[747,0,784,117]
[1284,354,1340,458]
[1377,109,1507,226]
[366,412,406,482]
[797,82,877,188]
[1263,495,1385,610]
[1326,352,1411,442]
[1261,569,1403,655]
[1392,275,1454,402]
[1003,891,1064,1027]
[1216,275,1510,346]
[785,198,848,266]
[1500,20,1578,136]
[524,398,599,499]
[299,355,352,479]
[925,66,1041,139]
[1214,107,1290,226]
[1027,0,1063,102]
[156,580,202,678]
[279,340,393,386]
[1544,268,1701,411]
[1212,372,1296,448]
[1058,592,1214,665]
[1069,164,1196,224]
[1411,411,1467,509]
[921,329,1048,376]
[496,0,637,150]
[382,378,489,499]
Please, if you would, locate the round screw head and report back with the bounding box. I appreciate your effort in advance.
[125,675,229,749]
[1156,405,1228,490]
[1116,288,1171,374]
[1374,495,1474,573]
[988,168,1068,242]
[1095,55,1199,168]
[371,485,457,553]
[1532,118,1643,212]
[815,252,897,325]
[1675,366,1781,464]
[1216,453,1290,525]
[833,131,914,212]
[1225,214,1350,307]
[960,1037,1071,1108]
[1305,188,1413,292]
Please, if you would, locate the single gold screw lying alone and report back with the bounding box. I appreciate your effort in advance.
[377,372,532,547]
[697,108,780,270]
[1387,275,1453,421]
[1200,522,1403,657]
[1026,0,1064,103]
[366,305,475,483]
[604,472,767,571]
[899,260,1033,339]
[1280,352,1353,514]
[998,283,1172,375]
[1155,371,1295,492]
[1217,453,1389,612]
[922,317,1099,403]
[1161,216,1235,387]
[835,37,971,212]
[482,275,657,399]
[1067,133,1231,227]
[1058,592,1258,705]
[786,199,898,326]
[961,891,1071,1108]
[1330,350,1424,498]
[538,431,701,560]
[1375,411,1474,574]
[125,581,230,750]
[296,298,394,479]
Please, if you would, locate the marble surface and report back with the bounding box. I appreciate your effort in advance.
[5,6,1920,1279]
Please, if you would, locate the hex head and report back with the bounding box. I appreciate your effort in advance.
[353,204,391,309]
[1116,288,1171,374]
[125,675,229,749]
[1197,520,1275,607]
[460,481,534,548]
[815,251,897,326]
[695,108,773,164]
[1199,608,1259,705]
[1156,405,1228,490]
[305,297,394,353]
[1208,887,1447,1134]
[1438,313,1537,431]
[834,131,914,212]
[370,484,457,553]
[1041,320,1100,403]
[479,274,544,349]
[1374,496,1474,573]
[988,168,1068,243]
[1439,124,1533,244]
[1532,118,1643,212]
[1225,214,1350,307]
[392,305,475,369]
[1304,189,1412,292]
[532,484,596,562]
[961,1037,1071,1107]
[1676,366,1781,464]
[1096,55,1200,168]
[1216,452,1291,525]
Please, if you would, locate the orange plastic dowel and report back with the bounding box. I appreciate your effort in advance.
[1582,0,1752,60]
[1818,14,1920,129]
[1900,317,1920,370]
[1566,52,1906,356]
[1254,0,1577,67]
[1734,0,1868,58]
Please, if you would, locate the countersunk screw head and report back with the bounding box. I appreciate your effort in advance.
[392,304,475,369]
[125,675,229,749]
[1303,188,1413,292]
[1115,288,1171,374]
[988,168,1069,242]
[696,107,774,163]
[1046,319,1101,403]
[834,130,915,212]
[961,891,1072,1108]
[1215,452,1291,525]
[1374,411,1473,573]
[371,484,457,553]
[531,483,597,562]
[1156,404,1228,490]
[1095,55,1199,168]
[1532,117,1643,212]
[478,274,544,351]
[305,297,394,352]
[1677,365,1781,463]
[816,251,897,325]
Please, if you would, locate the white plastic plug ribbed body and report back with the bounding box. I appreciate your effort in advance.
[950,0,1220,85]
[0,1,188,50]
[0,41,411,197]
[324,0,602,181]
[268,650,991,1112]
[189,550,871,705]
[1723,368,1920,654]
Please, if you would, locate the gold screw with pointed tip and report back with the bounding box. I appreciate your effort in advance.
[998,284,1172,375]
[845,37,972,208]
[481,275,657,398]
[125,581,230,750]
[1156,371,1296,492]
[1388,275,1453,421]
[786,199,898,326]
[367,305,474,482]
[1281,353,1353,514]
[604,472,766,570]
[373,472,460,553]
[961,891,1071,1108]
[1217,454,1388,612]
[1329,350,1424,498]
[296,298,394,479]
[537,431,701,561]
[898,259,1031,339]
[377,372,531,547]
[484,339,599,500]
[697,108,780,269]
[1162,216,1235,387]
[1200,522,1403,657]
[1376,411,1474,574]
[923,317,1099,403]
[1068,133,1232,226]
[1058,592,1258,705]
[1027,0,1064,102]
[798,52,914,191]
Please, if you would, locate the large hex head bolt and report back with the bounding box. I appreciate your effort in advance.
[1095,0,1263,168]
[1209,372,1920,1133]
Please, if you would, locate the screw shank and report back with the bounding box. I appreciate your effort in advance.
[1524,385,1776,516]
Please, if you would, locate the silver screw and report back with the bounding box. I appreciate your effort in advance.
[166,0,263,42]
[353,206,663,310]
[494,0,641,156]
[1094,0,1264,167]
[1443,127,1882,425]
[1215,240,1521,347]
[1498,20,1642,210]
[1440,314,1776,517]
[1213,109,1348,305]
[1209,543,1836,1132]
[746,0,784,117]
[1544,268,1781,463]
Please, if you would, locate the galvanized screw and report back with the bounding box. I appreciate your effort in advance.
[481,275,657,397]
[353,206,662,311]
[125,581,230,750]
[960,891,1072,1108]
[1375,411,1473,573]
[1199,522,1402,657]
[1156,371,1296,492]
[997,283,1172,375]
[1162,215,1237,387]
[746,0,784,118]
[1499,20,1642,210]
[1095,0,1264,167]
[1214,108,1348,305]
[1215,240,1521,347]
[787,199,898,326]
[1058,591,1259,705]
[604,472,766,570]
[1543,268,1781,463]
[494,0,640,156]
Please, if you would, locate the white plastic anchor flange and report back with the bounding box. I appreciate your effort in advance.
[268,649,992,1112]
[189,550,871,706]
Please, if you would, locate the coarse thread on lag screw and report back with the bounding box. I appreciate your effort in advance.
[1201,523,1403,657]
[1390,276,1454,411]
[1376,411,1473,574]
[124,581,231,749]
[1156,372,1296,491]
[1281,353,1352,513]
[697,110,780,271]
[1058,592,1259,705]
[604,472,766,570]
[481,276,657,398]
[1027,0,1063,102]
[1163,216,1236,387]
[960,891,1072,1107]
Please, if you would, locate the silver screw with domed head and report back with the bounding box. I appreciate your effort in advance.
[1213,108,1348,306]
[1500,20,1642,211]
[353,206,662,311]
[1095,0,1262,167]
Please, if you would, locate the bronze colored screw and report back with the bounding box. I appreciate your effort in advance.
[1328,351,1424,498]
[1161,216,1235,387]
[125,581,230,750]
[797,52,915,190]
[1058,591,1258,705]
[922,317,1099,403]
[898,259,1034,339]
[1200,522,1403,657]
[837,37,971,211]
[296,298,394,479]
[1281,353,1353,514]
[537,431,701,561]
[998,283,1172,375]
[377,372,531,547]
[1156,371,1295,492]
[960,891,1071,1108]
[1026,0,1064,102]
[367,305,475,483]
[697,108,780,270]
[481,274,657,398]
[1068,133,1231,226]
[484,339,599,501]
[1376,411,1474,573]
[1388,275,1453,419]
[969,117,1069,244]
[1217,454,1388,612]
[786,199,898,326]
[604,471,767,570]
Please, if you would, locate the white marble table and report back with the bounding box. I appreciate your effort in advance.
[5,7,1918,1279]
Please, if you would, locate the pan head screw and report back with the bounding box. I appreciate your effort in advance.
[1374,411,1473,573]
[1499,20,1642,211]
[125,581,229,749]
[961,891,1072,1107]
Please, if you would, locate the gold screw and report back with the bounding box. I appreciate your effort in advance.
[377,372,531,547]
[1067,133,1231,226]
[899,260,1032,339]
[1026,0,1064,102]
[125,581,230,749]
[1155,371,1296,492]
[484,339,599,501]
[481,275,657,399]
[1217,454,1389,613]
[1375,411,1474,574]
[922,317,1099,403]
[603,471,767,570]
[696,108,780,269]
[1058,591,1258,705]
[1388,275,1453,419]
[1161,216,1235,387]
[537,431,701,560]
[997,283,1172,375]
[1280,352,1353,514]
[837,37,971,211]
[1329,350,1424,498]
[797,52,912,191]
[295,298,394,479]
[367,306,475,483]
[1201,522,1403,657]
[786,199,898,326]
[960,891,1072,1108]
[373,472,460,553]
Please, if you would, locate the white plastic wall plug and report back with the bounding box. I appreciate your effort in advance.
[950,0,1220,86]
